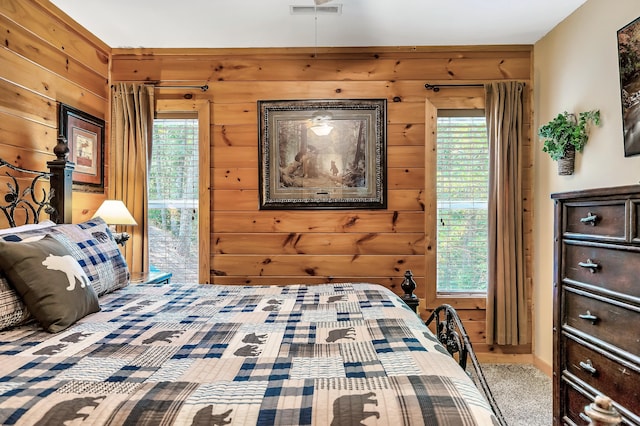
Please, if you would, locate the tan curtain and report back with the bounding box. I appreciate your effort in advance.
[485,81,528,345]
[110,83,154,274]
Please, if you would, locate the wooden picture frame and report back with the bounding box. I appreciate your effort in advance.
[59,103,105,192]
[617,16,640,157]
[258,99,387,210]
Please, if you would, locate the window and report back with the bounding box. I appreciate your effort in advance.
[436,111,488,294]
[149,117,199,282]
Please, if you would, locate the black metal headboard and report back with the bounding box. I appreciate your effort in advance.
[0,136,74,226]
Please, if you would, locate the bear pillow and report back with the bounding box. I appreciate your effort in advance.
[0,234,100,333]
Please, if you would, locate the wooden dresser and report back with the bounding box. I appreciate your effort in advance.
[552,185,640,425]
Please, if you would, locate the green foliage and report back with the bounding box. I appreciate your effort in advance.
[148,119,200,281]
[538,110,600,161]
[436,116,489,293]
[437,209,488,292]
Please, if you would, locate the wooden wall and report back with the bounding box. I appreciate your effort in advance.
[0,0,109,226]
[111,46,533,353]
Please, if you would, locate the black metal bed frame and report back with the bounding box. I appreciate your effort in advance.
[425,304,508,426]
[0,136,74,226]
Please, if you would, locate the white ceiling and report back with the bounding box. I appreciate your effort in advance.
[49,0,588,49]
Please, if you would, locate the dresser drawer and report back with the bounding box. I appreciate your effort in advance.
[564,201,627,240]
[564,289,640,356]
[563,241,640,299]
[634,200,640,243]
[564,336,640,416]
[561,382,592,425]
[562,374,638,426]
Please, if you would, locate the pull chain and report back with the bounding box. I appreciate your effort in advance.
[314,5,318,58]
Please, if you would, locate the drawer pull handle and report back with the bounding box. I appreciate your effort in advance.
[578,310,599,324]
[579,359,597,375]
[578,259,599,272]
[579,413,591,423]
[580,212,599,226]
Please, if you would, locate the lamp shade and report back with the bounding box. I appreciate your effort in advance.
[92,200,137,226]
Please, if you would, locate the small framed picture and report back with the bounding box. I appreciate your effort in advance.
[59,103,105,192]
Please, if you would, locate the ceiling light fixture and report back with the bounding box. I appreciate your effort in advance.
[289,5,342,15]
[290,3,342,58]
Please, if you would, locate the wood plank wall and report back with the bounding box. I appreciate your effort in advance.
[112,46,533,354]
[0,0,110,225]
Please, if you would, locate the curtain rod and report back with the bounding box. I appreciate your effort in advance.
[159,84,209,92]
[110,83,209,92]
[425,82,526,92]
[424,83,483,92]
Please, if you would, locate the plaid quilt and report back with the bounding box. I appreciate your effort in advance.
[0,283,498,425]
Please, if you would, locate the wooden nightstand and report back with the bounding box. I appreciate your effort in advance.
[129,271,172,285]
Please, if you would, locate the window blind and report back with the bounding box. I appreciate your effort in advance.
[436,114,488,293]
[149,118,199,283]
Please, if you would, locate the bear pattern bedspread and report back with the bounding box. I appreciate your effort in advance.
[0,283,498,425]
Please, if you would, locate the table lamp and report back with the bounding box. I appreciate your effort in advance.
[92,200,137,246]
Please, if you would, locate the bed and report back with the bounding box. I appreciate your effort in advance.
[0,149,508,425]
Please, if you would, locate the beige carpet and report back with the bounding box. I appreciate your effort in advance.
[478,364,552,426]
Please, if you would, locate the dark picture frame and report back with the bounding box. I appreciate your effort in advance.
[617,16,640,157]
[258,99,387,210]
[59,103,105,192]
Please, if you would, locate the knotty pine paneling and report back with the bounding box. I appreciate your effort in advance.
[387,146,426,168]
[213,233,425,255]
[0,14,107,99]
[212,211,426,234]
[0,81,57,125]
[212,254,424,278]
[0,1,110,228]
[115,46,532,354]
[0,112,54,152]
[0,48,106,117]
[4,0,109,76]
[201,80,432,104]
[111,55,531,83]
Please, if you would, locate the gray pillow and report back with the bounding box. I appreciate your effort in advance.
[0,235,100,333]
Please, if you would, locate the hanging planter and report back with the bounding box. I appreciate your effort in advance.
[557,144,575,176]
[538,110,600,175]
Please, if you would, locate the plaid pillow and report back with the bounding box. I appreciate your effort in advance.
[0,275,31,330]
[0,217,130,297]
[52,218,130,296]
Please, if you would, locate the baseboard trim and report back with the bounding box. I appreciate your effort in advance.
[476,353,533,364]
[475,353,552,378]
[533,355,552,378]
